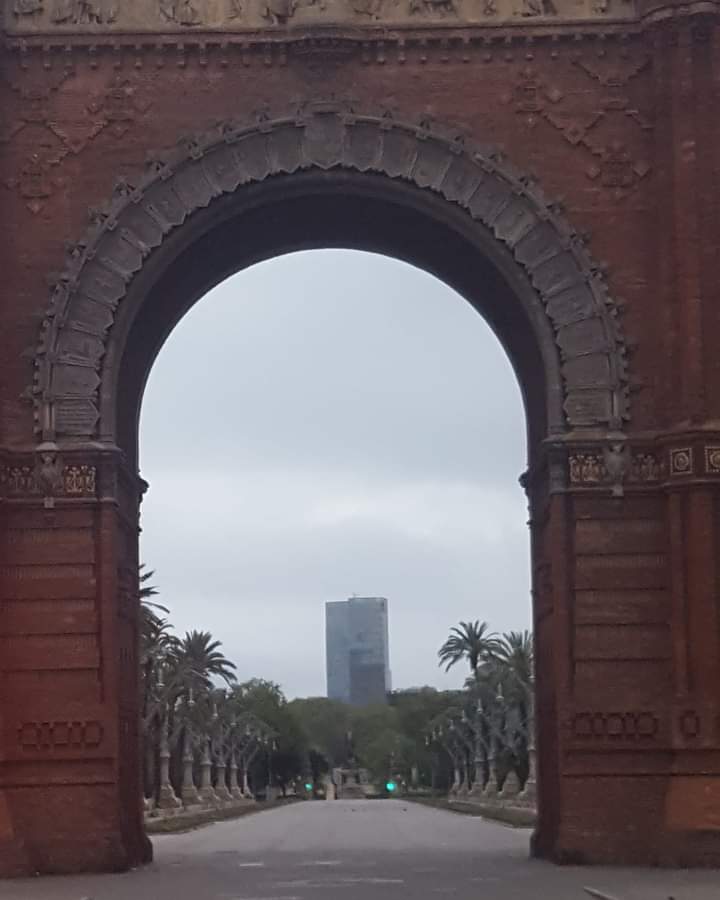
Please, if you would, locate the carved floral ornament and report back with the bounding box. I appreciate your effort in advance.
[568,442,720,489]
[33,107,629,442]
[7,0,635,29]
[569,446,664,494]
[0,454,97,499]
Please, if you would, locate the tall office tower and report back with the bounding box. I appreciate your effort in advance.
[326,596,391,706]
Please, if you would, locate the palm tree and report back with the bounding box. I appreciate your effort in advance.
[141,613,178,694]
[495,630,533,699]
[139,603,179,801]
[139,563,169,616]
[438,620,500,677]
[171,630,238,693]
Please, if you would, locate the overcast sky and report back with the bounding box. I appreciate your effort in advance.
[139,250,530,698]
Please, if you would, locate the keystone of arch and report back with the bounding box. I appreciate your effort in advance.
[33,104,629,441]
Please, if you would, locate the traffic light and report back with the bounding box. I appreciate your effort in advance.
[304,782,313,791]
[385,781,396,793]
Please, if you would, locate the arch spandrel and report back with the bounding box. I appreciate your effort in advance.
[33,106,629,442]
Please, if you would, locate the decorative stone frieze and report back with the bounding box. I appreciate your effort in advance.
[5,0,637,35]
[33,105,630,442]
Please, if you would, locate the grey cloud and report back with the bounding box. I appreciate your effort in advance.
[140,250,531,698]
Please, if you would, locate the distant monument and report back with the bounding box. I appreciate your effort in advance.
[332,731,371,799]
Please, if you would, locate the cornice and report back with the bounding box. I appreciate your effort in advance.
[0,23,649,55]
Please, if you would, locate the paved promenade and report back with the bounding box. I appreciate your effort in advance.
[1,800,718,900]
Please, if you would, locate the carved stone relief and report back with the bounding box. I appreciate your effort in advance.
[159,0,202,25]
[409,0,458,18]
[569,447,665,490]
[33,106,630,442]
[570,710,660,742]
[705,446,720,474]
[670,447,693,476]
[51,0,117,24]
[4,0,636,31]
[0,460,98,498]
[3,74,151,214]
[12,0,44,17]
[507,53,652,202]
[18,720,104,751]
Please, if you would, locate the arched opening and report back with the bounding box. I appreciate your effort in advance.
[110,176,561,861]
[137,249,534,822]
[138,249,530,700]
[26,109,633,872]
[112,173,555,468]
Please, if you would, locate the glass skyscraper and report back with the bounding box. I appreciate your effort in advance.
[325,596,391,706]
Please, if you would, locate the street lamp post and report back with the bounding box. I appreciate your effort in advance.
[519,685,537,803]
[266,738,276,802]
[483,686,503,800]
[470,698,486,797]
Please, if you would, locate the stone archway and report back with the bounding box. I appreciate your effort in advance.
[34,106,629,445]
[5,104,640,875]
[2,79,720,874]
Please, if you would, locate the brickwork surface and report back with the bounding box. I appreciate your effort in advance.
[1,0,720,875]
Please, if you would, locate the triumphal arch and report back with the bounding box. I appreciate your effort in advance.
[1,0,719,876]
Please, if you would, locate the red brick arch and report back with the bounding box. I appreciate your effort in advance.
[34,105,629,444]
[3,7,720,877]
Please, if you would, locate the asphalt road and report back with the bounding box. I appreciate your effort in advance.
[1,799,718,900]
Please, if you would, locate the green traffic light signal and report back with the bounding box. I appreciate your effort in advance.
[385,781,396,792]
[304,783,313,791]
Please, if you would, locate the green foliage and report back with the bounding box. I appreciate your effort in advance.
[233,680,309,793]
[139,568,534,801]
[171,630,238,692]
[289,697,351,768]
[437,620,500,676]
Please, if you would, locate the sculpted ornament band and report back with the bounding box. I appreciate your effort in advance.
[6,0,636,30]
[33,106,629,441]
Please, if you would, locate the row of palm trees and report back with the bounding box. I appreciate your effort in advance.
[140,568,277,806]
[431,621,535,801]
[140,565,534,803]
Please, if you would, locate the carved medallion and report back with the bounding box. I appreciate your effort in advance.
[705,446,720,474]
[670,447,693,476]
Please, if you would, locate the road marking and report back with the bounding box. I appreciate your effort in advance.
[301,860,342,866]
[274,877,404,887]
[584,890,624,900]
[237,861,266,868]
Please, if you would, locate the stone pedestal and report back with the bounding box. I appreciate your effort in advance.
[180,741,200,807]
[469,776,486,797]
[483,761,499,801]
[520,740,537,805]
[157,744,182,810]
[214,760,233,803]
[457,772,469,799]
[500,769,522,800]
[198,748,219,807]
[242,770,254,800]
[229,757,245,801]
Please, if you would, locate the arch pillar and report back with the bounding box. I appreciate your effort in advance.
[0,445,150,874]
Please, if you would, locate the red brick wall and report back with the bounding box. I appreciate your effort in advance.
[1,14,720,874]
